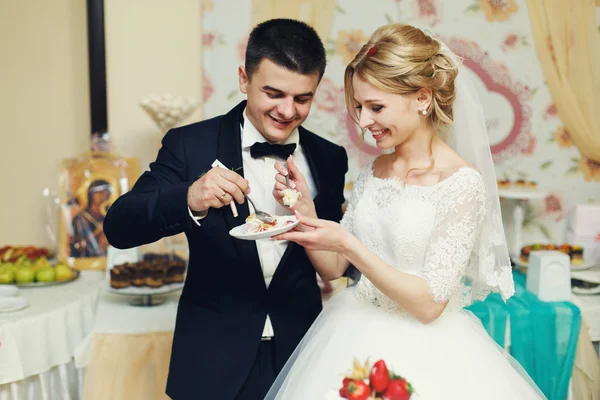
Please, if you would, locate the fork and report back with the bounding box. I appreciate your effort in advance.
[283,164,291,189]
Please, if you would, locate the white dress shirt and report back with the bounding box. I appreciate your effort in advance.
[189,110,317,338]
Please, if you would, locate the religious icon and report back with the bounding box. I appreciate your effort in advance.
[58,135,139,270]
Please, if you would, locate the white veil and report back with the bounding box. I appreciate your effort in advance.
[436,38,515,303]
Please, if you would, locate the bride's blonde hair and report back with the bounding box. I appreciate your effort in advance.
[344,24,459,133]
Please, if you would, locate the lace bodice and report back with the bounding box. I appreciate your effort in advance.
[341,160,489,314]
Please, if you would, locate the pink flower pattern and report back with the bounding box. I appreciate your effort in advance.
[313,78,344,113]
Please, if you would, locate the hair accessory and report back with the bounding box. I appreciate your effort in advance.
[366,46,377,57]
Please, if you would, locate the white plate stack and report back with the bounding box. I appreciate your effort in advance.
[0,286,29,313]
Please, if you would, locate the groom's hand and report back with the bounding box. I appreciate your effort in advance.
[187,168,249,212]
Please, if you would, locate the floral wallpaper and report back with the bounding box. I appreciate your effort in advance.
[202,0,600,244]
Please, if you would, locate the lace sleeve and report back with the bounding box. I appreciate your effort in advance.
[340,161,371,234]
[420,171,486,303]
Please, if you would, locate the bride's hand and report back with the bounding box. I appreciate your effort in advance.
[272,211,353,254]
[273,156,316,218]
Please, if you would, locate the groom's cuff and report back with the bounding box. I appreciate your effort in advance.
[188,207,208,226]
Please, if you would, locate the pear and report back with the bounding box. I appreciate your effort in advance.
[55,264,73,281]
[15,266,35,284]
[0,266,15,284]
[36,266,56,283]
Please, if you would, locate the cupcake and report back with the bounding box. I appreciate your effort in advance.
[557,244,571,256]
[145,262,165,288]
[570,246,584,264]
[130,262,147,287]
[525,180,537,189]
[165,260,186,284]
[110,265,132,289]
[497,179,511,189]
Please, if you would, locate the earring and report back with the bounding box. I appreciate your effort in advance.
[419,109,427,116]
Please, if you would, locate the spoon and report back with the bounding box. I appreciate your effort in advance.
[244,194,276,224]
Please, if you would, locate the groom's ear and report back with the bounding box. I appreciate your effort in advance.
[238,66,249,94]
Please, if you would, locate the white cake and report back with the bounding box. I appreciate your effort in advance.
[282,188,301,207]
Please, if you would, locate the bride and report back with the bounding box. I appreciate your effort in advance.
[266,24,546,399]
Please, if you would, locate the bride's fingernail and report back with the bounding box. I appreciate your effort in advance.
[290,182,296,189]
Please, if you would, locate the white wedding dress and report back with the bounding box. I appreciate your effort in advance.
[265,161,545,400]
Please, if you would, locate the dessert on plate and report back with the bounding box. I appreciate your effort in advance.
[519,243,584,265]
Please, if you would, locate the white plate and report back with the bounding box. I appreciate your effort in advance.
[229,216,299,240]
[106,281,184,296]
[572,284,600,296]
[0,297,28,313]
[512,257,598,272]
[0,286,18,297]
[498,189,548,200]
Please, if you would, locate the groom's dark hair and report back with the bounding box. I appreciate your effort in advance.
[245,18,326,80]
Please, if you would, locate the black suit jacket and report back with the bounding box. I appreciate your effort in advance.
[103,101,349,400]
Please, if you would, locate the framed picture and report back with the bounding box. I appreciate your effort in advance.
[58,153,139,270]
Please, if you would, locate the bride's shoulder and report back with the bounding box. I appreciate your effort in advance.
[436,145,480,182]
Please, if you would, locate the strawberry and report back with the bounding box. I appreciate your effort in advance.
[347,379,371,400]
[339,377,351,398]
[383,378,412,400]
[369,359,391,393]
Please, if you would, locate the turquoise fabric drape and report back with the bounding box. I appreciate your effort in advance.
[467,271,581,400]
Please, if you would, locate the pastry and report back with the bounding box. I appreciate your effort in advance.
[110,265,132,289]
[145,262,165,288]
[165,260,186,283]
[570,246,584,264]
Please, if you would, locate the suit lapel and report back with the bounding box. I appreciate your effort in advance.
[217,101,261,269]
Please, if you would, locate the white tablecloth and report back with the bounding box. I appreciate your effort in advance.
[0,362,83,400]
[572,294,600,343]
[74,289,181,400]
[0,272,104,399]
[74,290,181,369]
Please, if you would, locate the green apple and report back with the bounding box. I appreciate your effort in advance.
[0,268,15,284]
[15,266,35,284]
[55,264,73,281]
[36,267,56,283]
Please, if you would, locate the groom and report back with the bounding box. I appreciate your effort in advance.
[103,19,348,400]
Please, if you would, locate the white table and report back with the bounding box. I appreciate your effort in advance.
[572,294,600,346]
[74,288,181,400]
[0,272,104,400]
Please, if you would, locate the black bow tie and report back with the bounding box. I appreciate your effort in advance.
[250,142,297,159]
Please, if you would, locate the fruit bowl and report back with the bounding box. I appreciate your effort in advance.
[14,268,80,287]
[0,255,80,287]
